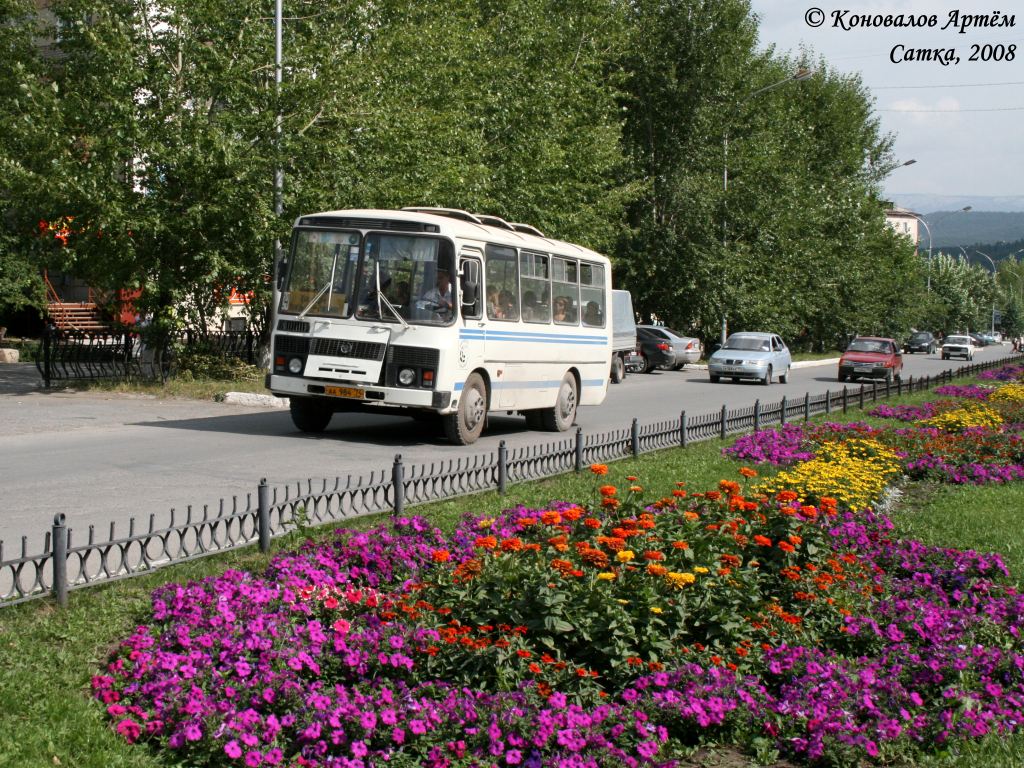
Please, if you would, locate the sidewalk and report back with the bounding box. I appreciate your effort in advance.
[0,362,44,395]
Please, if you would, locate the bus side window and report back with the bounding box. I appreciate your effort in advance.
[520,251,550,323]
[485,244,519,321]
[551,257,579,325]
[580,263,606,327]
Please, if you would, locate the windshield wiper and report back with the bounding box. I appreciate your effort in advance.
[375,262,409,329]
[298,246,341,320]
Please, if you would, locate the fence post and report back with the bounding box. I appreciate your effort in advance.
[680,411,688,448]
[871,380,877,402]
[631,418,640,457]
[843,386,848,414]
[896,375,902,396]
[719,405,727,440]
[498,440,508,494]
[753,400,761,432]
[257,478,271,552]
[804,392,811,422]
[392,454,405,518]
[574,428,583,472]
[780,396,787,426]
[52,513,68,608]
[42,323,53,388]
[925,374,930,391]
[859,384,865,409]
[825,390,831,415]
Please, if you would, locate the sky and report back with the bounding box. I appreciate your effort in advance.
[748,0,1024,210]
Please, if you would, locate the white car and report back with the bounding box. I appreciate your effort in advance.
[708,332,792,385]
[941,335,974,361]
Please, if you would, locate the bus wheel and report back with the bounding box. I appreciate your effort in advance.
[443,373,487,445]
[542,373,578,432]
[290,397,333,433]
[610,355,625,384]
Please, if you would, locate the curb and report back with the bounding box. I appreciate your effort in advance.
[221,391,290,409]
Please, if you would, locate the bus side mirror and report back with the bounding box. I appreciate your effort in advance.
[276,261,288,291]
[460,270,478,306]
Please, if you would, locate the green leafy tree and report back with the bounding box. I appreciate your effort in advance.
[0,0,62,318]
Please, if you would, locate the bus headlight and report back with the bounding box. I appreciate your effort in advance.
[398,368,416,386]
[288,357,304,374]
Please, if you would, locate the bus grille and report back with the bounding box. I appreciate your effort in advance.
[274,335,310,355]
[387,346,440,368]
[311,338,386,361]
[277,319,310,333]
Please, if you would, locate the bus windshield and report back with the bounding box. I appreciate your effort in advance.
[279,229,360,317]
[354,234,455,325]
[279,230,455,324]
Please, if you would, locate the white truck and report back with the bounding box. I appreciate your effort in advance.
[610,289,638,383]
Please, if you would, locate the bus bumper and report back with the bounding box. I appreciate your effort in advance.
[268,374,451,411]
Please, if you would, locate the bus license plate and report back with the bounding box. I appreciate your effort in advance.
[324,385,364,400]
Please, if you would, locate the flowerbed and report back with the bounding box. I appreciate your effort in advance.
[726,364,1024,486]
[93,366,1024,766]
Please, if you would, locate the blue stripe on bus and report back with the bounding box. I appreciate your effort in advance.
[458,329,607,345]
[453,378,605,391]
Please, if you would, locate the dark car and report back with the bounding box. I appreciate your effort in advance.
[636,325,703,369]
[968,332,990,347]
[904,331,936,354]
[634,326,676,373]
[838,337,903,383]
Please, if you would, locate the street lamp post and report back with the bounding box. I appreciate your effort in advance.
[907,206,971,292]
[721,67,813,344]
[975,250,998,335]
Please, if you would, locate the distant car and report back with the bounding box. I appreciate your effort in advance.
[707,332,791,385]
[636,325,703,369]
[942,335,974,360]
[968,332,989,347]
[904,331,936,355]
[980,332,999,345]
[624,350,646,373]
[634,328,676,372]
[838,337,903,383]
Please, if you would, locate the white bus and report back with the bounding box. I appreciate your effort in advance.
[267,208,613,444]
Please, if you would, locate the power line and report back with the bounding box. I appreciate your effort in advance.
[873,80,1024,89]
[879,105,1024,112]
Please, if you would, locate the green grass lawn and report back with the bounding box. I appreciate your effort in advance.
[2,376,1023,767]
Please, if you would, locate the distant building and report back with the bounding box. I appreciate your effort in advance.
[884,204,921,247]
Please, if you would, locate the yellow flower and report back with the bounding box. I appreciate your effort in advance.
[477,517,495,529]
[923,403,1002,432]
[693,566,709,575]
[666,571,696,588]
[616,550,635,563]
[597,572,616,581]
[650,607,664,614]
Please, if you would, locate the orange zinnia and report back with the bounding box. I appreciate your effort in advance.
[738,467,758,478]
[753,535,772,547]
[599,485,617,497]
[590,464,609,475]
[541,511,562,525]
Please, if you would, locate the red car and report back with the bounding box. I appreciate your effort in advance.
[838,337,903,383]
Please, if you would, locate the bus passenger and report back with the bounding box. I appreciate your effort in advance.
[499,290,517,320]
[553,296,571,323]
[487,287,503,318]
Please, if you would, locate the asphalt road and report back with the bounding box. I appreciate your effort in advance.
[0,344,1015,552]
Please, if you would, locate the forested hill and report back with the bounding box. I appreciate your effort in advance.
[925,211,1024,250]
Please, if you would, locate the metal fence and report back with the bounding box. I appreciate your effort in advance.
[36,328,259,387]
[4,353,1021,608]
